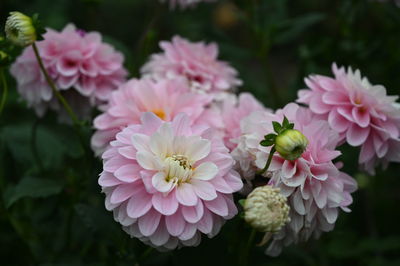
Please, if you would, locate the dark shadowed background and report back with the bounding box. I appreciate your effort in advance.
[1,0,400,265]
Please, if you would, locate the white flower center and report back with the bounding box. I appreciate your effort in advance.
[164,155,193,184]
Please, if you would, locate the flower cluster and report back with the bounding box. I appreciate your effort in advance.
[8,15,399,256]
[10,24,127,120]
[91,77,213,155]
[92,35,245,249]
[232,103,358,255]
[100,113,242,249]
[298,64,400,174]
[141,36,242,98]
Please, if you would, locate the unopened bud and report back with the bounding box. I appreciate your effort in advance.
[5,12,36,47]
[275,129,308,160]
[244,186,290,232]
[0,51,11,67]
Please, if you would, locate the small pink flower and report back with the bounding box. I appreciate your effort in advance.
[161,0,217,10]
[10,24,127,120]
[99,112,242,249]
[91,77,215,155]
[221,93,266,151]
[232,103,357,255]
[141,36,242,96]
[298,64,400,174]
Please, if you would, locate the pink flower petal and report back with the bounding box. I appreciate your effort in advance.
[126,187,152,218]
[152,172,174,193]
[204,194,228,217]
[152,192,179,215]
[138,209,161,237]
[149,219,170,246]
[178,223,197,241]
[191,179,217,200]
[181,201,204,223]
[175,183,198,206]
[165,211,186,236]
[98,171,122,187]
[328,109,350,133]
[136,151,162,170]
[346,124,370,146]
[197,209,213,234]
[110,183,138,204]
[114,164,141,183]
[352,107,370,128]
[192,162,218,181]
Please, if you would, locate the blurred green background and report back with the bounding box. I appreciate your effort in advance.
[1,0,400,265]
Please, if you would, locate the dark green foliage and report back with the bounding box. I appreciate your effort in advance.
[4,176,64,208]
[1,0,400,265]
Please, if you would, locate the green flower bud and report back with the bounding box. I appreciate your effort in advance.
[244,186,290,232]
[275,129,308,160]
[5,12,36,47]
[0,51,8,60]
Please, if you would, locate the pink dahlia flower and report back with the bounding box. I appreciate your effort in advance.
[232,103,357,255]
[141,36,242,97]
[221,93,265,151]
[298,64,400,174]
[91,77,215,155]
[99,112,243,249]
[161,0,216,9]
[10,24,127,120]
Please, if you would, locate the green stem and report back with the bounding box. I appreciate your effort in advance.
[132,1,163,76]
[257,146,276,175]
[31,43,81,126]
[139,247,153,263]
[31,119,44,172]
[0,68,8,116]
[240,228,257,266]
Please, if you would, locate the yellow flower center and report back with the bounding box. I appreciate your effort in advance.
[164,154,193,184]
[152,109,166,120]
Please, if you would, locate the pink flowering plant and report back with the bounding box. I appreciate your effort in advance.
[1,1,400,265]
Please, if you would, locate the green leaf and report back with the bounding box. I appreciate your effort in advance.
[272,121,282,133]
[288,123,295,129]
[260,139,274,147]
[263,133,277,141]
[31,13,46,40]
[4,177,64,208]
[238,199,246,207]
[282,116,290,128]
[1,122,84,170]
[274,13,326,45]
[74,203,120,240]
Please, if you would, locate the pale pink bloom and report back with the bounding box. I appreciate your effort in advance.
[91,77,215,155]
[232,103,357,255]
[161,0,217,10]
[141,36,242,96]
[298,64,400,174]
[99,112,242,249]
[10,24,127,120]
[221,93,265,151]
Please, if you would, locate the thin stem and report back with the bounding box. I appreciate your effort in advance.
[31,43,81,126]
[31,119,44,172]
[139,247,153,263]
[240,228,257,266]
[0,68,8,116]
[257,146,276,175]
[133,1,163,75]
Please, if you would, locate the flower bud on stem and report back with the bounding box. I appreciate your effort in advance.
[257,116,308,175]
